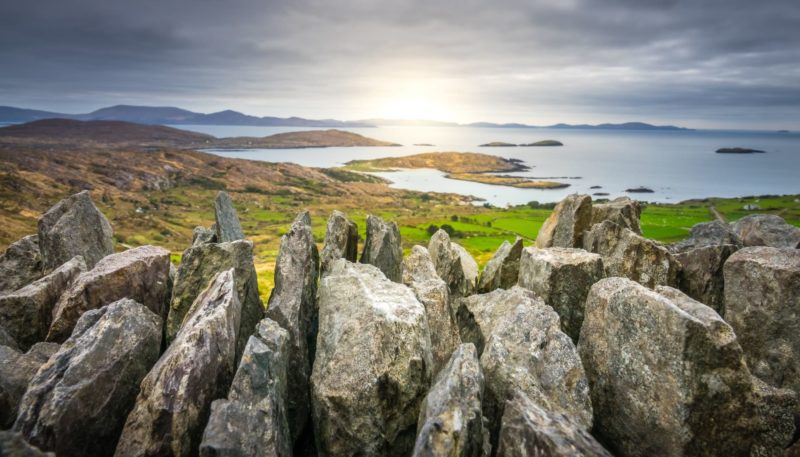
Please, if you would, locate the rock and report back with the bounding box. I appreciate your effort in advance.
[412,343,487,457]
[747,378,798,457]
[723,247,800,393]
[402,246,461,376]
[583,220,680,288]
[477,237,523,293]
[191,226,216,246]
[535,194,592,248]
[37,191,114,271]
[213,191,246,243]
[517,247,604,342]
[590,196,642,234]
[0,325,17,350]
[311,260,432,456]
[265,212,319,441]
[200,318,291,457]
[0,343,59,429]
[456,287,534,356]
[674,244,738,313]
[670,220,742,252]
[732,214,800,249]
[320,210,359,275]
[46,246,170,343]
[0,431,54,457]
[429,230,477,298]
[0,235,43,295]
[360,214,403,282]
[14,299,161,457]
[0,256,86,351]
[496,390,612,457]
[166,240,262,359]
[115,270,242,457]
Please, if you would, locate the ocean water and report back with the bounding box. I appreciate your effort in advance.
[171,124,800,206]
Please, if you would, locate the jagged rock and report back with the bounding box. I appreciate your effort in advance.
[0,431,54,456]
[724,246,800,393]
[0,256,85,351]
[732,214,800,249]
[191,226,216,246]
[579,278,790,457]
[748,378,798,457]
[429,230,477,298]
[674,244,738,313]
[402,246,461,376]
[535,194,592,248]
[166,240,262,359]
[14,299,161,457]
[214,191,246,243]
[456,287,533,356]
[264,212,319,441]
[477,237,523,293]
[583,220,680,288]
[320,210,358,275]
[0,235,43,295]
[590,196,642,235]
[200,318,291,457]
[0,343,59,429]
[311,260,432,456]
[517,247,604,342]
[360,214,403,282]
[412,343,487,457]
[37,191,114,271]
[115,270,242,457]
[46,246,170,343]
[0,325,17,350]
[496,390,612,457]
[670,220,742,252]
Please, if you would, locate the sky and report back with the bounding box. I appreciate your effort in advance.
[1,0,799,129]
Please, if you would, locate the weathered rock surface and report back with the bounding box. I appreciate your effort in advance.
[732,214,800,249]
[311,260,432,456]
[517,247,604,342]
[429,230,477,298]
[360,214,403,282]
[0,235,43,295]
[320,210,358,275]
[46,246,170,343]
[37,190,114,271]
[14,299,161,457]
[674,244,738,313]
[265,212,319,441]
[403,246,461,376]
[200,318,291,457]
[0,343,59,429]
[670,220,742,252]
[214,191,246,243]
[535,194,592,248]
[191,226,216,246]
[590,196,642,235]
[583,220,680,288]
[477,237,523,293]
[724,246,800,393]
[0,325,17,349]
[0,256,85,351]
[0,431,54,457]
[496,390,612,457]
[115,270,242,457]
[412,343,487,457]
[456,287,533,356]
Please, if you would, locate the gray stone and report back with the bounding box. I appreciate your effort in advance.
[517,247,604,342]
[311,260,432,456]
[320,210,358,275]
[115,270,242,457]
[674,244,738,313]
[200,318,291,457]
[14,299,161,457]
[477,237,523,293]
[214,191,246,243]
[360,214,403,282]
[37,191,114,271]
[590,196,642,235]
[0,325,17,350]
[0,235,43,295]
[456,287,534,356]
[429,230,477,298]
[732,214,800,249]
[191,226,216,246]
[0,431,54,457]
[46,246,170,343]
[0,343,59,429]
[670,220,742,252]
[535,194,593,248]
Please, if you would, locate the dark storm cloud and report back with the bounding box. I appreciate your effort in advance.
[0,0,798,127]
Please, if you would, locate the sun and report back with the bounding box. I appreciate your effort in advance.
[372,79,455,121]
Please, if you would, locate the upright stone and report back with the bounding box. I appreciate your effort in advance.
[477,237,523,293]
[0,343,59,429]
[320,210,358,275]
[213,191,245,242]
[590,196,642,234]
[429,230,477,298]
[535,194,592,248]
[360,214,403,282]
[456,287,534,356]
[0,431,54,457]
[0,235,43,295]
[732,214,800,248]
[670,220,742,252]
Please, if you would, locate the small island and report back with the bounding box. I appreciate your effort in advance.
[480,141,517,147]
[413,143,435,146]
[520,140,564,147]
[715,147,766,154]
[479,139,564,147]
[626,187,655,193]
[445,173,570,189]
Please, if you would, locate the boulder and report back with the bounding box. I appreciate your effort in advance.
[496,390,612,457]
[0,325,17,350]
[535,194,592,248]
[732,214,800,249]
[412,343,488,457]
[14,299,162,457]
[191,226,216,246]
[320,210,358,275]
[265,212,319,441]
[200,318,291,457]
[429,230,477,298]
[456,287,534,356]
[46,246,170,343]
[0,343,59,429]
[477,237,523,293]
[724,246,800,393]
[402,246,461,376]
[583,220,680,288]
[0,235,43,295]
[115,270,242,457]
[37,191,114,271]
[311,260,432,456]
[590,196,642,235]
[0,431,54,457]
[670,220,742,252]
[213,191,245,243]
[0,256,85,351]
[360,214,403,282]
[674,244,738,313]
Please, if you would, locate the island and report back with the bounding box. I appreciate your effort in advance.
[626,187,655,193]
[413,143,435,146]
[480,140,563,147]
[716,147,766,154]
[520,140,563,146]
[446,173,569,189]
[480,141,517,147]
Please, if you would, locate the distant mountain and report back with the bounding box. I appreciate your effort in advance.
[0,106,64,123]
[358,119,460,127]
[77,105,199,124]
[545,122,689,131]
